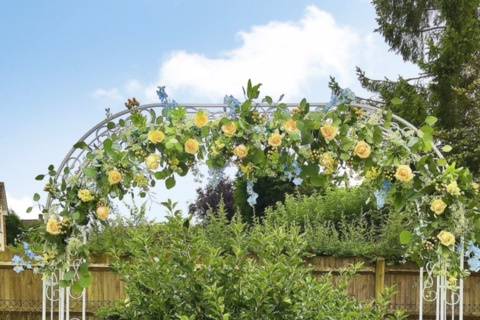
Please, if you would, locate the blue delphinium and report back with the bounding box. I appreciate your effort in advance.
[324,88,357,111]
[246,181,259,207]
[11,242,42,273]
[224,95,241,118]
[156,86,178,118]
[466,242,480,272]
[374,181,392,209]
[287,162,303,186]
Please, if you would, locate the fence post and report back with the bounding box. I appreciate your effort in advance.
[375,257,385,300]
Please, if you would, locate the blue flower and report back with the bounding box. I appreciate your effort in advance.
[156,86,168,103]
[374,181,392,209]
[324,88,356,111]
[224,95,240,118]
[246,181,259,207]
[12,255,24,266]
[293,177,303,186]
[466,242,480,272]
[13,265,24,273]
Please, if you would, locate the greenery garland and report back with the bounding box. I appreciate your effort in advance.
[21,81,479,293]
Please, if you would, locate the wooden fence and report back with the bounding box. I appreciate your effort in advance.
[1,250,480,319]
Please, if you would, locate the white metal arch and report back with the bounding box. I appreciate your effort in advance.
[41,101,462,320]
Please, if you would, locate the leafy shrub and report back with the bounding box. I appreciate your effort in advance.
[6,210,25,245]
[266,187,405,261]
[98,210,402,320]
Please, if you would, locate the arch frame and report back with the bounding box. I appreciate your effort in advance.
[33,95,472,320]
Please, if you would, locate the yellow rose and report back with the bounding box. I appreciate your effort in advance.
[395,165,414,183]
[234,144,248,159]
[77,189,94,202]
[354,141,372,159]
[430,198,447,215]
[446,181,461,196]
[145,154,161,171]
[221,122,237,137]
[284,119,299,134]
[46,217,62,235]
[185,138,200,155]
[437,230,455,247]
[194,111,209,128]
[148,130,165,144]
[320,124,338,142]
[96,206,110,221]
[108,169,122,185]
[268,132,283,148]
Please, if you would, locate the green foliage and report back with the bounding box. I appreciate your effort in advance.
[265,187,404,261]
[98,211,401,320]
[5,211,25,246]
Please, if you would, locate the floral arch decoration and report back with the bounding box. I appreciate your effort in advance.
[21,81,479,294]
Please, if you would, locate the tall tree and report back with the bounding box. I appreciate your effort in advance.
[358,0,480,173]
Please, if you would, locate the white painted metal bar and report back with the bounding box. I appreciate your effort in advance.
[419,267,424,320]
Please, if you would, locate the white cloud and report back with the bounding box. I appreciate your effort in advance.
[93,5,419,104]
[92,88,122,101]
[6,193,40,219]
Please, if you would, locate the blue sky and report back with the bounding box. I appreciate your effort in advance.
[0,0,419,219]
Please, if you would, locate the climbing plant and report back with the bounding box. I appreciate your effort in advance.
[21,81,480,292]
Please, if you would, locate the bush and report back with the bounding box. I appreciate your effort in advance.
[6,211,25,246]
[98,211,402,320]
[265,187,405,261]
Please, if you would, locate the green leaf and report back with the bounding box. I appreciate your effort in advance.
[107,122,115,130]
[33,193,40,201]
[165,176,176,189]
[103,138,113,152]
[78,273,92,288]
[399,230,413,245]
[26,207,33,213]
[35,174,45,181]
[391,97,403,106]
[71,281,84,295]
[73,141,89,150]
[84,167,97,178]
[425,116,438,126]
[441,145,452,153]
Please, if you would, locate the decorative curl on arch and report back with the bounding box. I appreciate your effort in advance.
[28,81,478,291]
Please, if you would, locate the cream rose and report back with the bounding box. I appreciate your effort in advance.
[108,169,122,185]
[234,144,248,159]
[284,119,299,134]
[194,111,209,128]
[437,230,455,247]
[185,138,200,155]
[96,206,110,221]
[268,132,283,147]
[148,130,165,144]
[430,198,447,215]
[395,165,414,183]
[320,124,338,142]
[46,217,62,235]
[221,122,237,137]
[354,141,372,159]
[145,154,161,171]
